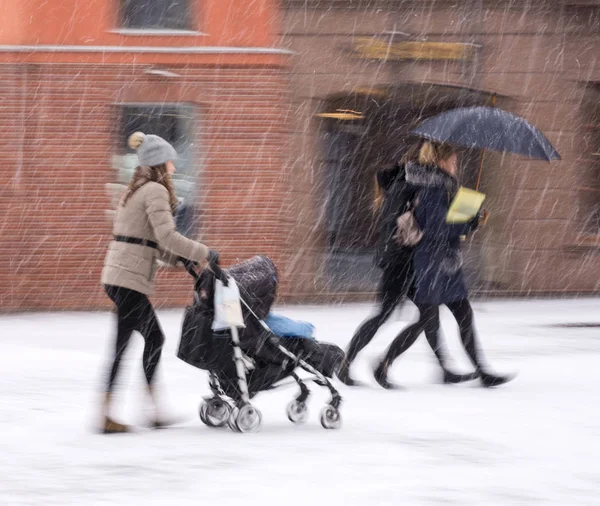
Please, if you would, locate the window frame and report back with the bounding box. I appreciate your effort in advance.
[577,83,600,238]
[117,0,195,32]
[111,101,203,237]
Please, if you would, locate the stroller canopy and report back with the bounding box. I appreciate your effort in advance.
[226,255,278,321]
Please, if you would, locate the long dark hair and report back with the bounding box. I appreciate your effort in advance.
[121,164,178,213]
[373,141,422,212]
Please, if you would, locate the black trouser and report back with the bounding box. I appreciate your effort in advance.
[382,298,483,370]
[104,285,165,392]
[346,262,411,363]
[346,262,448,368]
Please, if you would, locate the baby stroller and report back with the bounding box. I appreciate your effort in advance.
[177,255,344,432]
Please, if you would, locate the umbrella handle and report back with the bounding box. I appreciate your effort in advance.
[475,94,497,192]
[475,152,485,191]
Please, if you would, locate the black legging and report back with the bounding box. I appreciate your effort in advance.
[104,285,165,392]
[346,262,448,368]
[382,298,483,370]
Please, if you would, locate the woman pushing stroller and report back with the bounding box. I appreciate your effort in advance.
[99,132,217,434]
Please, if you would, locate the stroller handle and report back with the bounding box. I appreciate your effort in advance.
[180,257,199,279]
[179,256,228,286]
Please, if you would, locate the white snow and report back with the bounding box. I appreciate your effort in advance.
[1,298,599,506]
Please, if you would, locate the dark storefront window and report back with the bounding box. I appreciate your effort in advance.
[321,123,381,292]
[318,85,491,293]
[580,84,600,235]
[121,0,191,30]
[113,104,198,237]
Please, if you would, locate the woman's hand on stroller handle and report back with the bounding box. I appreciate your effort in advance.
[207,250,229,286]
[178,257,200,279]
[178,250,228,285]
[207,249,220,266]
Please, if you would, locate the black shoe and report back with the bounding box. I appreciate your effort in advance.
[442,369,480,384]
[336,359,358,386]
[374,360,401,390]
[480,371,516,388]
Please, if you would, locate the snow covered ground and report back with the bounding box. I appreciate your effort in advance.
[1,298,599,506]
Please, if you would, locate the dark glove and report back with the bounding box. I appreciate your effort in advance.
[469,209,489,232]
[207,249,220,265]
[207,250,228,286]
[177,257,196,268]
[468,213,480,232]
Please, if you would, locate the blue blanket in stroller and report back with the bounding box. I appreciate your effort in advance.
[264,313,315,340]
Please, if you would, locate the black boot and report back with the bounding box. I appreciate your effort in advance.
[374,359,401,390]
[336,358,358,386]
[479,370,516,388]
[449,308,515,388]
[442,369,480,384]
[434,350,479,384]
[424,327,478,385]
[461,340,516,387]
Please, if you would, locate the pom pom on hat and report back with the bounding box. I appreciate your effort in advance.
[128,132,146,150]
[128,132,177,166]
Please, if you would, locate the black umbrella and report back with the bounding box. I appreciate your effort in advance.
[412,106,561,162]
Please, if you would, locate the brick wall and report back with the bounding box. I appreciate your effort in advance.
[281,2,600,298]
[0,63,290,311]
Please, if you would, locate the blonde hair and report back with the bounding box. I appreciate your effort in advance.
[418,141,455,166]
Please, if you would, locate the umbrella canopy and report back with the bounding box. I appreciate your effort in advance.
[412,106,560,161]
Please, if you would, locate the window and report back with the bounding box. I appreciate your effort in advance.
[121,0,191,30]
[320,120,380,292]
[112,104,198,237]
[579,84,600,236]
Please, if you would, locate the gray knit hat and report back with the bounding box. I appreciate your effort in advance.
[128,131,177,167]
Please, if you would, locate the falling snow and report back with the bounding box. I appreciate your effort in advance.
[1,1,600,505]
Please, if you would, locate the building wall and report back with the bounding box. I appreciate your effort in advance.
[0,0,291,311]
[1,0,281,48]
[282,0,600,298]
[1,1,599,311]
[0,64,290,311]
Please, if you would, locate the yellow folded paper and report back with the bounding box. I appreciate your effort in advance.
[446,187,486,224]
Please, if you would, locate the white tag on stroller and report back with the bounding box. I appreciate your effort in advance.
[212,278,246,330]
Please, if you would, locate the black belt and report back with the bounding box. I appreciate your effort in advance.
[114,235,158,250]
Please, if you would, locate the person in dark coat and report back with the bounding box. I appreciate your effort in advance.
[373,141,515,388]
[337,144,477,386]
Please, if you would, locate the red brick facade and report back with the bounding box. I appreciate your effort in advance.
[0,64,290,310]
[1,0,599,311]
[0,0,291,311]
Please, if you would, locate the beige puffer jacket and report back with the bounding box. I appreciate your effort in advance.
[101,181,208,295]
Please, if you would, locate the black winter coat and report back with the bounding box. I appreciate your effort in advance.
[374,164,418,270]
[405,162,474,305]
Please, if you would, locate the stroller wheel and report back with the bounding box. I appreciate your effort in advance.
[230,404,262,433]
[287,401,309,424]
[320,406,342,430]
[199,398,231,428]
